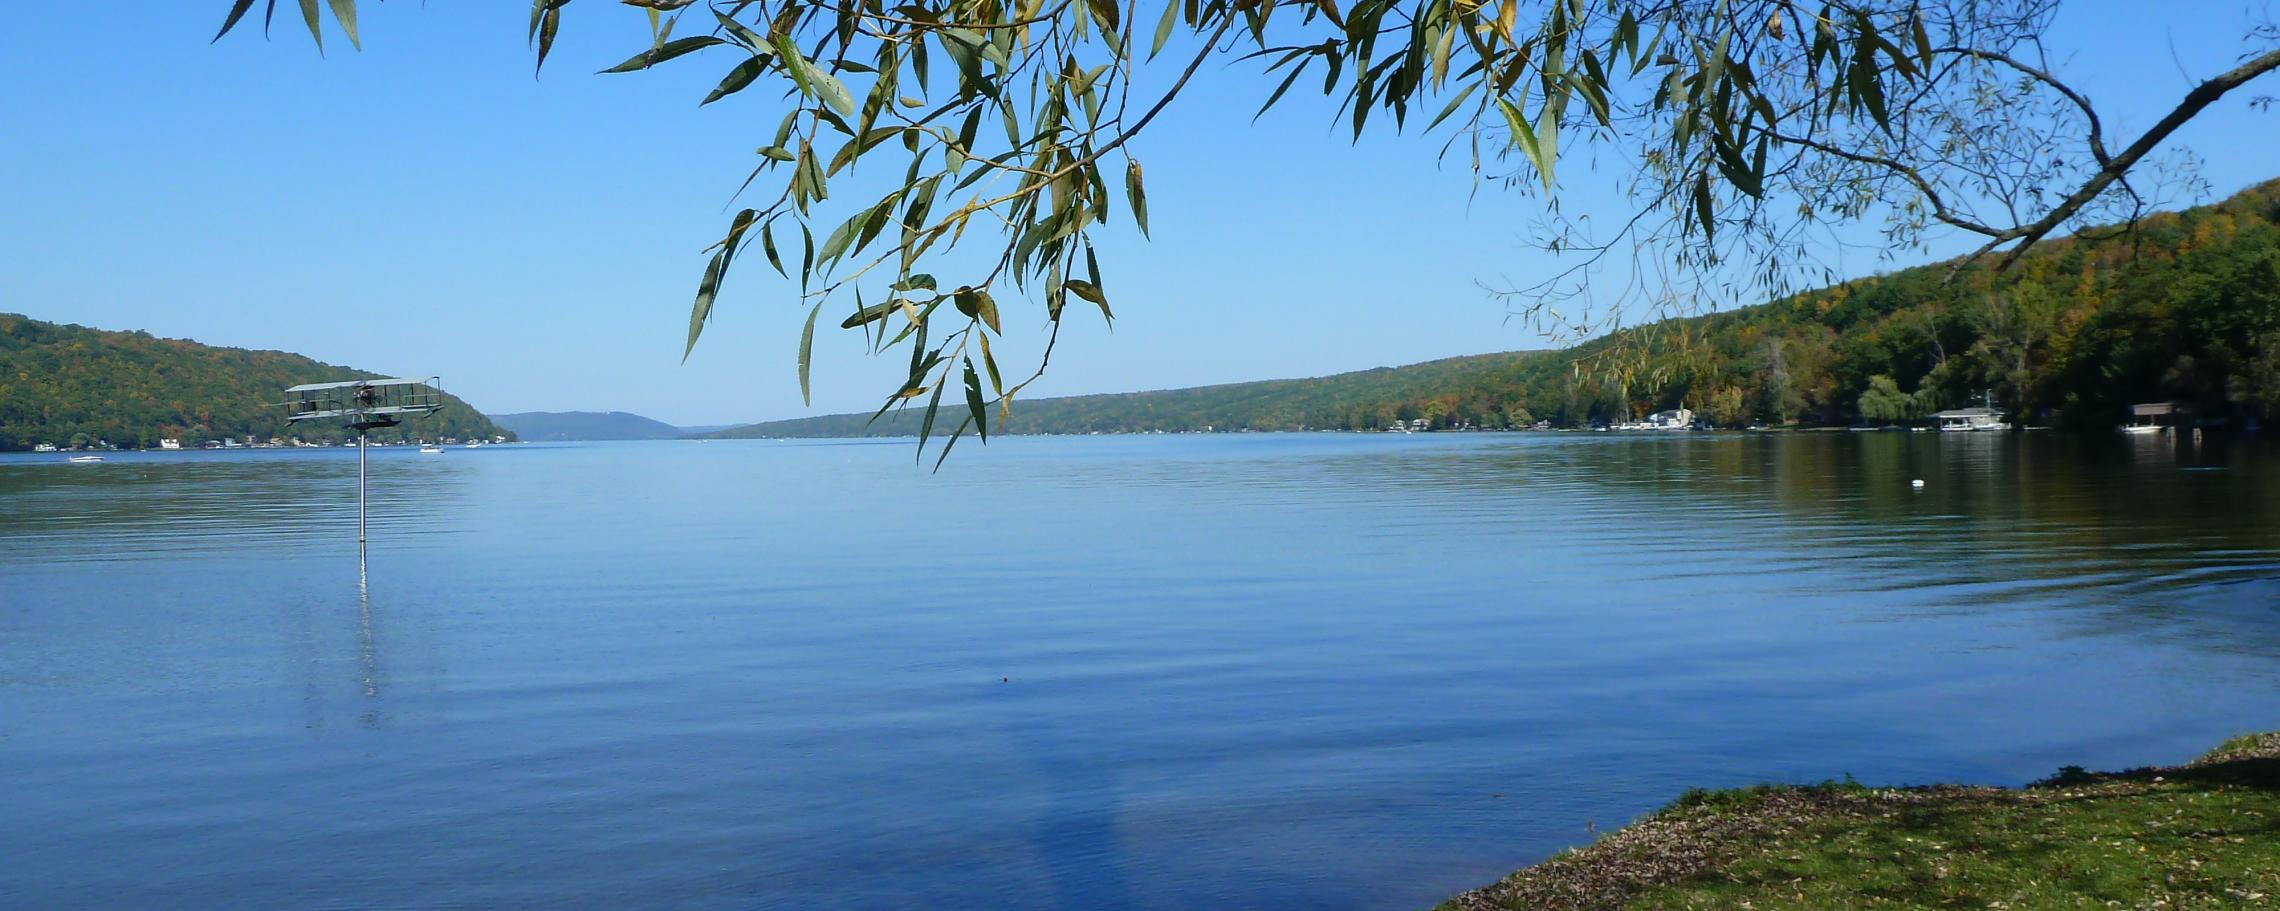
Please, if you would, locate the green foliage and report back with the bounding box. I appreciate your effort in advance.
[216,0,2277,463]
[715,177,2280,436]
[1540,176,2280,429]
[0,315,513,450]
[1856,374,1933,423]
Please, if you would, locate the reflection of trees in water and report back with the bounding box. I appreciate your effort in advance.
[958,436,2278,595]
[0,453,473,560]
[1293,433,2280,657]
[4,452,440,728]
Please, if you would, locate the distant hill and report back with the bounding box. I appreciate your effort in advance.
[489,411,687,441]
[0,314,512,450]
[708,351,1549,437]
[713,175,2280,437]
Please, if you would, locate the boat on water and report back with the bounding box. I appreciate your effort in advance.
[463,441,483,448]
[419,444,445,454]
[1933,407,2009,432]
[2125,402,2183,435]
[1611,408,1696,431]
[66,455,104,463]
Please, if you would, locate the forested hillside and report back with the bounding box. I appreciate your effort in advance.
[0,315,511,449]
[711,351,1551,438]
[1589,176,2280,429]
[717,177,2280,437]
[490,411,687,441]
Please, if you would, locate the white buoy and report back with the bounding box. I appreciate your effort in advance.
[1911,479,1926,489]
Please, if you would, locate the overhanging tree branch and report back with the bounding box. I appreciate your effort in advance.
[1981,46,2280,269]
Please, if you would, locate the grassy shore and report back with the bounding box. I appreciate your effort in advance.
[1440,732,2280,910]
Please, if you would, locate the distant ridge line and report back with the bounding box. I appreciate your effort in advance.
[703,350,1550,439]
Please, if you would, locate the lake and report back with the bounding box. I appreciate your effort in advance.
[3,432,2276,909]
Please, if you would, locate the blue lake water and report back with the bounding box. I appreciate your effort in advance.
[2,432,2277,909]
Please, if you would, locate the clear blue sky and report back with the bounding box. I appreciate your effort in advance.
[0,3,2270,426]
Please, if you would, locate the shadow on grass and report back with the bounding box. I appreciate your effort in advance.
[2036,755,2280,790]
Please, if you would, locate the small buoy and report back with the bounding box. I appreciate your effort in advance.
[1911,479,1926,489]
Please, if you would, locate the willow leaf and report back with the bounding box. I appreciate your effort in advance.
[213,0,259,42]
[1126,160,1149,237]
[601,36,726,74]
[1497,98,1548,187]
[684,251,725,362]
[811,68,858,117]
[964,359,989,442]
[1152,0,1180,59]
[298,0,324,54]
[930,417,969,471]
[535,4,561,75]
[798,302,822,405]
[703,56,765,105]
[326,0,358,49]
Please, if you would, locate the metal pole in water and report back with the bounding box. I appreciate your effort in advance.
[358,429,368,572]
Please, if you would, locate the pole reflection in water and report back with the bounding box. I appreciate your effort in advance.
[357,574,381,727]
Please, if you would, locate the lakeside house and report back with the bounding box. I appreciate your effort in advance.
[1933,407,2008,432]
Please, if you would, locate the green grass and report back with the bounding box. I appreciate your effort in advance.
[1442,733,2280,911]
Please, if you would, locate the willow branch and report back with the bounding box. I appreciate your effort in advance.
[1982,45,2280,270]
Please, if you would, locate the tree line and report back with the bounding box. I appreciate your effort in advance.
[0,315,513,450]
[717,176,2280,437]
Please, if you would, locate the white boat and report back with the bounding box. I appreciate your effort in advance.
[2126,402,2182,435]
[1933,407,2008,432]
[33,443,58,453]
[463,441,482,448]
[1643,408,1694,430]
[1605,408,1694,432]
[419,444,445,454]
[67,455,104,463]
